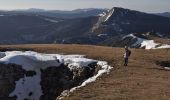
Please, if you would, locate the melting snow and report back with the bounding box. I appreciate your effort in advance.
[164,67,170,70]
[9,72,42,100]
[123,34,170,49]
[155,45,170,49]
[70,61,112,92]
[141,40,159,49]
[0,51,112,100]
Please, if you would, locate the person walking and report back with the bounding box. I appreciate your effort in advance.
[123,46,131,66]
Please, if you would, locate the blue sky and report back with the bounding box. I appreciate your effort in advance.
[0,0,169,13]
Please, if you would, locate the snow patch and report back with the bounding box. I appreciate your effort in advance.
[104,9,114,22]
[122,34,136,39]
[0,51,112,100]
[155,45,170,49]
[70,61,112,92]
[123,34,170,49]
[141,40,159,49]
[164,67,170,70]
[97,34,108,37]
[44,18,60,23]
[9,71,42,100]
[98,12,107,17]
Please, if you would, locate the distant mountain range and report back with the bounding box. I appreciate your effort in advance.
[1,8,170,18]
[155,12,170,18]
[0,7,169,47]
[0,8,108,19]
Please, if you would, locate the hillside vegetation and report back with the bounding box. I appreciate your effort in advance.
[0,44,170,100]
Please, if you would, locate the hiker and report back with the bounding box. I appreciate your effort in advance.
[123,46,131,66]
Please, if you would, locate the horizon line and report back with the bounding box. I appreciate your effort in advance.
[0,7,169,13]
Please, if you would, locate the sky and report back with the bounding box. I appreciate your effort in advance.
[0,0,169,13]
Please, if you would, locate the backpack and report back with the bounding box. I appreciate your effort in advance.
[128,50,131,57]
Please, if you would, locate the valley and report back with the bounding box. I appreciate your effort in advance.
[0,7,169,48]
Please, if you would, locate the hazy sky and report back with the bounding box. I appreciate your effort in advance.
[0,0,169,13]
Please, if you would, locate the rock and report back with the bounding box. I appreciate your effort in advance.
[0,61,99,100]
[40,64,73,100]
[0,63,26,100]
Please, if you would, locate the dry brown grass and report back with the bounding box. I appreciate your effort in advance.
[0,44,170,100]
[154,38,170,45]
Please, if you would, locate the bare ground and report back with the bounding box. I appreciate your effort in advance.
[0,44,170,100]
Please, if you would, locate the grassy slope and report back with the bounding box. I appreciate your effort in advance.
[0,44,170,100]
[154,38,170,45]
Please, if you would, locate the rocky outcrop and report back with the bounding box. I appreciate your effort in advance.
[0,63,36,100]
[0,62,98,100]
[40,62,98,100]
[40,64,73,100]
[156,61,170,68]
[0,51,112,100]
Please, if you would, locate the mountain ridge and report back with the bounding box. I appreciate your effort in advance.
[156,12,170,18]
[0,7,169,47]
